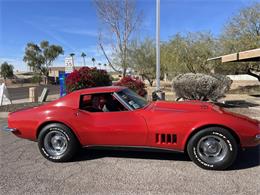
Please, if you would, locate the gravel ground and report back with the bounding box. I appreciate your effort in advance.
[0,118,259,195]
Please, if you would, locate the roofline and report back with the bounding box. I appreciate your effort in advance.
[207,56,221,61]
[207,48,260,63]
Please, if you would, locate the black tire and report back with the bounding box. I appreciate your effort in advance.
[187,127,238,170]
[38,123,79,162]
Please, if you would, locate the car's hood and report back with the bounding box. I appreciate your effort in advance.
[150,100,215,112]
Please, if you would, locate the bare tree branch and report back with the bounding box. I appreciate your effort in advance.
[94,0,142,77]
[98,33,121,73]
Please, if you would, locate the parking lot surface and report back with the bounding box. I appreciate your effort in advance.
[0,118,259,195]
[7,85,59,100]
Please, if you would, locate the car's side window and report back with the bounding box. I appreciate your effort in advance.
[79,93,128,112]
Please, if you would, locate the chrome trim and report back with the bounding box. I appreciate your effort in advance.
[113,92,133,111]
[256,134,260,140]
[83,145,184,153]
[2,124,16,132]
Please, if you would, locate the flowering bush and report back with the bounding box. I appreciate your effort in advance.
[115,76,147,97]
[66,67,112,93]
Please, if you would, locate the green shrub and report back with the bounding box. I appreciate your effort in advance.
[31,74,42,84]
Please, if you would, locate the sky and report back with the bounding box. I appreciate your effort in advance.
[0,0,259,71]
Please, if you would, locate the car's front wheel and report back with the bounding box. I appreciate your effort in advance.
[38,123,79,162]
[187,127,238,170]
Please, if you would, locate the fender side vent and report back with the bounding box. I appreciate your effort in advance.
[156,133,177,144]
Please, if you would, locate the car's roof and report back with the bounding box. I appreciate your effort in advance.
[74,86,126,95]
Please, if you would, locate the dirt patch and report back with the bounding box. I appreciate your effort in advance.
[230,80,259,89]
[228,85,260,94]
[225,107,260,119]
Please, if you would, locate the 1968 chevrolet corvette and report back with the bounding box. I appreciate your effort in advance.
[3,86,260,170]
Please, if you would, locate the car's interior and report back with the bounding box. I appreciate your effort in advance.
[79,93,128,112]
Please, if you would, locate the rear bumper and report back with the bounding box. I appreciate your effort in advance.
[1,123,17,132]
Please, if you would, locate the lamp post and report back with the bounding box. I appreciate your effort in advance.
[153,0,165,100]
[156,0,160,91]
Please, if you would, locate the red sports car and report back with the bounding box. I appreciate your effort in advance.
[3,86,260,170]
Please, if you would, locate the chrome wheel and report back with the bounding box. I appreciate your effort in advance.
[43,130,68,156]
[196,135,228,164]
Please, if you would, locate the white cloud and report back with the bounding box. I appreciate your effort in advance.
[60,29,99,37]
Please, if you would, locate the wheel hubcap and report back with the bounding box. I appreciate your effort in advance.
[197,135,228,164]
[44,129,68,156]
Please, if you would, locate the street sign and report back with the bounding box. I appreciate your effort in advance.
[65,66,74,73]
[0,83,12,106]
[65,57,73,67]
[65,57,74,73]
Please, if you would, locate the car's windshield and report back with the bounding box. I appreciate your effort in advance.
[116,88,148,110]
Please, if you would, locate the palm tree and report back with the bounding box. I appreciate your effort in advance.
[103,63,107,71]
[98,63,102,69]
[81,52,86,66]
[69,53,75,66]
[91,57,96,67]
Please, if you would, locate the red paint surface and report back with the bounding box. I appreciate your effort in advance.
[8,86,260,151]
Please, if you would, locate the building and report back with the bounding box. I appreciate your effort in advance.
[208,48,260,63]
[48,66,84,84]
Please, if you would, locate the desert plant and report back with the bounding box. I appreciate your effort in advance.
[66,67,112,93]
[23,41,63,84]
[0,62,14,81]
[114,76,147,97]
[31,74,42,84]
[173,73,232,102]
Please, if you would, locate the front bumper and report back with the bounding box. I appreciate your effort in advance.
[1,123,17,132]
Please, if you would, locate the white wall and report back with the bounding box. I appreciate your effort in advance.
[227,74,258,81]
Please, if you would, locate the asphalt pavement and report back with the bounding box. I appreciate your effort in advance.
[0,117,259,195]
[7,85,60,100]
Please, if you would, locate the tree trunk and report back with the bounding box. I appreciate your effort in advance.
[164,73,168,82]
[122,68,127,77]
[148,79,153,87]
[141,74,153,86]
[44,75,49,85]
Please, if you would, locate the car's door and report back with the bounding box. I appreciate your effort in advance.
[74,93,148,146]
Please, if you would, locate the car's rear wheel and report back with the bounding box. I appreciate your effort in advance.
[187,127,238,170]
[38,123,79,162]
